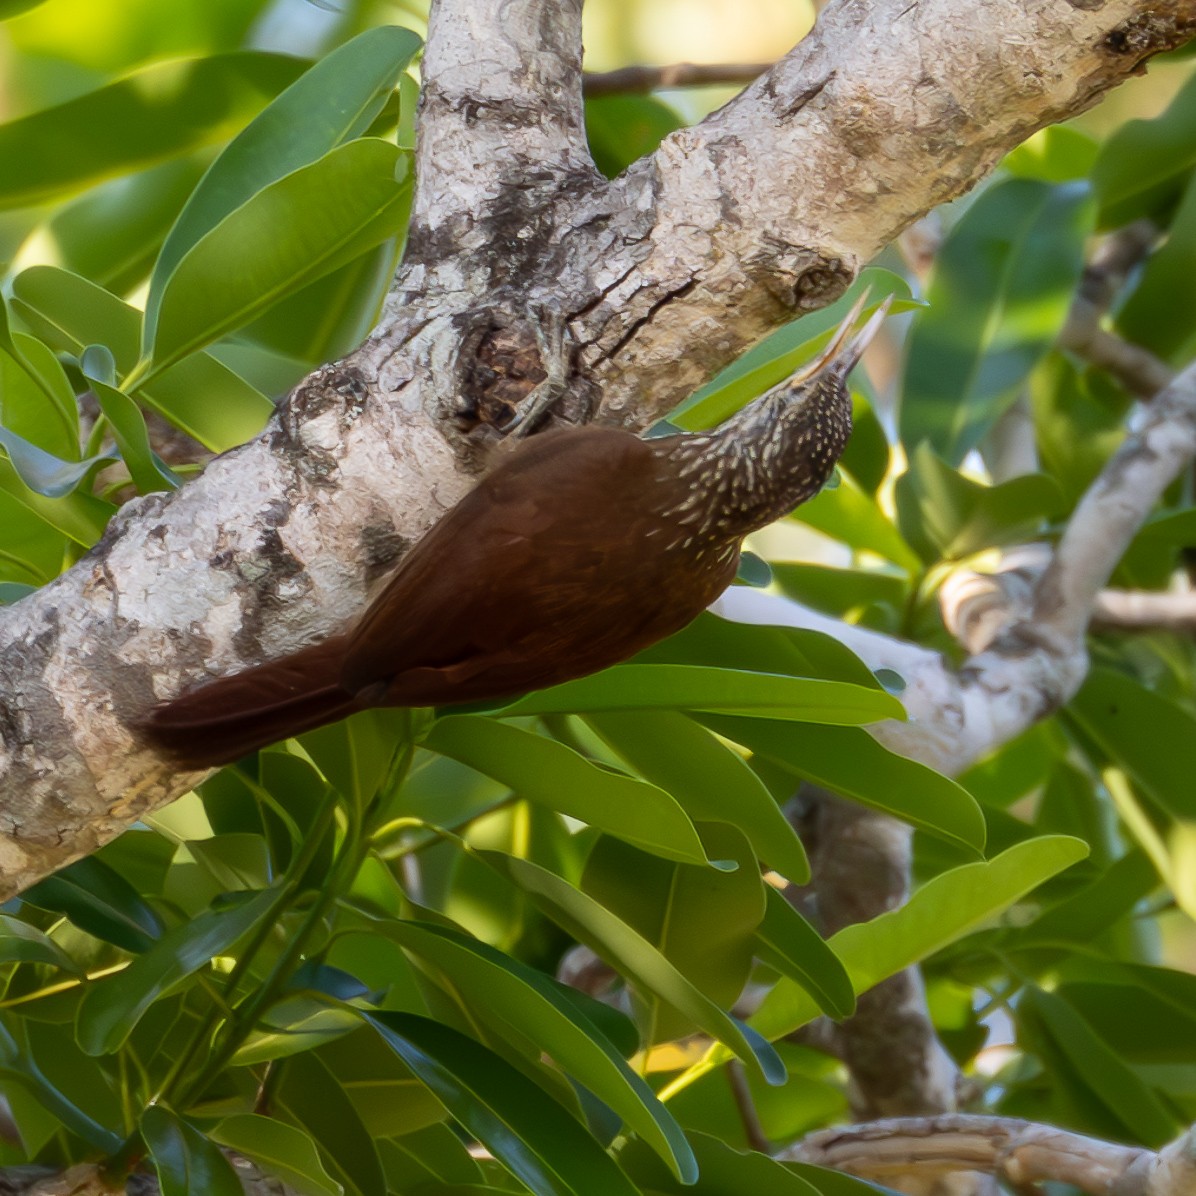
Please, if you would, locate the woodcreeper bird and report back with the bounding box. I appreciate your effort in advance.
[140,295,889,768]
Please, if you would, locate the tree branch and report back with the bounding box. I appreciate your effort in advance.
[0,0,1192,896]
[786,1116,1196,1196]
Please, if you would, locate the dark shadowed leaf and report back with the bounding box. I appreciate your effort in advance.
[211,1114,343,1196]
[142,1106,245,1196]
[379,919,696,1182]
[23,855,165,953]
[76,887,279,1054]
[482,850,785,1086]
[367,1011,641,1196]
[755,886,854,1020]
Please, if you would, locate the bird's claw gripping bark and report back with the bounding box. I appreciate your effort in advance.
[504,307,571,438]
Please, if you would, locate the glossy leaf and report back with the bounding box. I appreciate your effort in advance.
[1004,126,1099,184]
[483,850,785,1085]
[0,456,113,546]
[0,1022,122,1152]
[11,266,273,450]
[76,886,279,1054]
[0,914,79,971]
[382,918,697,1183]
[585,94,684,178]
[701,716,986,853]
[671,270,917,431]
[145,25,420,347]
[584,708,810,883]
[894,444,1063,564]
[901,178,1093,463]
[0,420,110,499]
[23,855,165,953]
[211,1114,343,1196]
[1093,70,1196,226]
[755,886,855,1020]
[367,1011,642,1196]
[0,52,305,209]
[142,1106,245,1196]
[1,330,79,458]
[275,1050,386,1196]
[789,470,921,572]
[33,157,206,294]
[1068,667,1196,820]
[497,663,903,724]
[748,837,1089,1042]
[149,139,413,375]
[1020,988,1179,1147]
[1117,168,1196,360]
[81,349,180,494]
[582,825,765,1043]
[425,715,709,865]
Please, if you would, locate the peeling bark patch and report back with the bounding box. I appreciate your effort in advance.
[360,518,410,583]
[1101,13,1196,59]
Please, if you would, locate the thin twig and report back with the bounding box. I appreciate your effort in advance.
[583,61,770,97]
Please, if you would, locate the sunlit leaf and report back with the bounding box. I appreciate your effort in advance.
[142,1106,245,1196]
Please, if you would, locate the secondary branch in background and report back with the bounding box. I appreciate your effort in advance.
[583,61,770,96]
[787,1115,1196,1196]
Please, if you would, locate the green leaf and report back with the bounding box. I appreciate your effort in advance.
[894,444,1063,564]
[620,1129,824,1196]
[211,1114,344,1196]
[582,825,764,1045]
[1004,126,1099,184]
[584,708,810,883]
[1068,667,1196,820]
[149,139,413,376]
[0,51,306,209]
[482,850,785,1086]
[11,266,273,451]
[1117,168,1196,360]
[498,664,903,724]
[749,837,1089,1042]
[367,1011,642,1196]
[0,1022,122,1153]
[672,270,917,431]
[141,1106,245,1196]
[145,25,420,347]
[380,919,697,1183]
[0,456,113,546]
[274,1050,386,1196]
[1094,70,1196,227]
[76,886,279,1054]
[33,158,207,294]
[901,178,1094,464]
[1020,988,1180,1147]
[789,469,921,572]
[0,420,110,499]
[0,0,51,16]
[81,347,181,494]
[755,886,855,1020]
[701,717,986,854]
[0,914,79,971]
[424,716,709,866]
[23,855,165,953]
[1,329,79,458]
[585,94,683,178]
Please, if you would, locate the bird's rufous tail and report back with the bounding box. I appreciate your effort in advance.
[136,636,360,770]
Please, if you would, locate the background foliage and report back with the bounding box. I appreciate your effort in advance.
[0,1,1195,1193]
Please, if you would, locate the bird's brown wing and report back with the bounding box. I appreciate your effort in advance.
[339,425,667,703]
